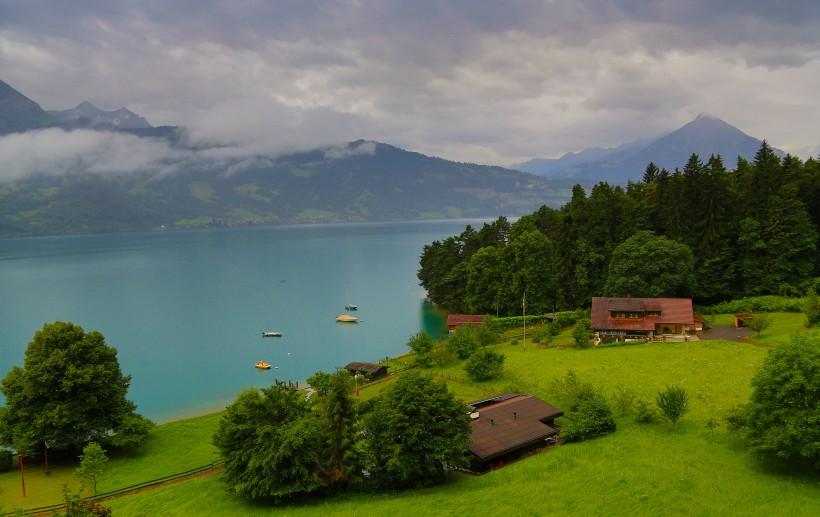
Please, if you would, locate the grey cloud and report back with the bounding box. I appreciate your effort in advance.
[0,0,818,166]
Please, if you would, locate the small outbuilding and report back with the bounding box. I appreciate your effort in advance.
[447,314,486,333]
[467,393,563,470]
[734,313,754,328]
[344,361,389,380]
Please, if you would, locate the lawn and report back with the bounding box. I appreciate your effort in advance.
[5,313,820,516]
[0,412,221,509]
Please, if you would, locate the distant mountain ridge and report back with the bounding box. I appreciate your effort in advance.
[0,79,55,134]
[0,79,573,237]
[49,100,152,129]
[516,114,784,183]
[0,79,157,135]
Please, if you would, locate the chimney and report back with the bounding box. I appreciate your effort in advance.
[513,411,517,419]
[490,418,494,425]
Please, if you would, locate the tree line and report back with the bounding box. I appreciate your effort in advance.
[418,142,819,314]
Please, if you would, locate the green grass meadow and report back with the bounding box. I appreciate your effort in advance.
[3,313,819,516]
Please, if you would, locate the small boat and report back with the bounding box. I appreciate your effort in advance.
[255,361,271,369]
[336,314,360,323]
[262,331,283,337]
[345,304,359,311]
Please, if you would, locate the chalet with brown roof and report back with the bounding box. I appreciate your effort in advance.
[590,297,697,342]
[344,362,389,380]
[447,314,486,333]
[467,393,563,469]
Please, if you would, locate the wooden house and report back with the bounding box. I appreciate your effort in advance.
[467,393,563,470]
[590,297,697,342]
[344,362,389,380]
[447,314,486,333]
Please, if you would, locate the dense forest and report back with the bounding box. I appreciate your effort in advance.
[418,143,819,314]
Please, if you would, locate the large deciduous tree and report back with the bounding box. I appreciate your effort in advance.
[362,374,470,488]
[0,322,152,454]
[746,334,820,469]
[604,231,695,298]
[213,383,324,500]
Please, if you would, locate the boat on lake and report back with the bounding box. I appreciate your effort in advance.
[262,331,283,337]
[345,304,359,311]
[255,360,271,369]
[336,314,360,323]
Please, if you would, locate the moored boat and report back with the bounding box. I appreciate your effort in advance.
[262,331,283,337]
[336,314,360,323]
[255,360,271,369]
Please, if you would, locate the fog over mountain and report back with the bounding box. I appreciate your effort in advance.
[0,79,577,236]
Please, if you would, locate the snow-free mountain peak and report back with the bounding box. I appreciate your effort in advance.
[50,101,152,129]
[516,116,784,183]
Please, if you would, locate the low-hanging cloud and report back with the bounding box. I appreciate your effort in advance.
[0,129,192,182]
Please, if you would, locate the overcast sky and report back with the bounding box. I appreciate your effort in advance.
[1,0,819,165]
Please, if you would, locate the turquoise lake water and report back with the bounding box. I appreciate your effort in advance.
[0,220,477,421]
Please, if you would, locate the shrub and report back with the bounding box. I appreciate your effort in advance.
[573,318,592,347]
[703,296,804,314]
[407,331,435,366]
[611,386,636,416]
[430,341,456,366]
[724,405,749,432]
[307,370,334,397]
[530,325,553,345]
[563,391,617,442]
[550,370,596,410]
[749,313,772,336]
[803,288,820,327]
[475,323,500,346]
[446,327,480,359]
[634,400,656,423]
[465,349,505,381]
[656,386,689,427]
[75,442,108,495]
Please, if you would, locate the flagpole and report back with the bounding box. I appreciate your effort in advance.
[522,291,526,346]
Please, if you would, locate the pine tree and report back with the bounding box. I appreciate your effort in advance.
[318,371,359,488]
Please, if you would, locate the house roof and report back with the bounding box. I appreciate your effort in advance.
[447,314,486,326]
[344,362,387,373]
[591,297,695,331]
[468,394,563,462]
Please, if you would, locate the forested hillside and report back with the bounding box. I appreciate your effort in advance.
[418,143,820,313]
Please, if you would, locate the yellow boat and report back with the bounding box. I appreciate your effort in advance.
[255,360,271,369]
[335,314,360,323]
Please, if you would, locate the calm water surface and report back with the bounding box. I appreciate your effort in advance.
[0,220,477,421]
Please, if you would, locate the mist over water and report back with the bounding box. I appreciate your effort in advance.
[0,220,474,421]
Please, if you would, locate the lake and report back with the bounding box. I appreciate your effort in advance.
[0,220,477,421]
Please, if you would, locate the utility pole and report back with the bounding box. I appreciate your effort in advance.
[522,291,527,346]
[19,453,26,498]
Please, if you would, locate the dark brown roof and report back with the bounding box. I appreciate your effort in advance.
[468,394,563,461]
[344,362,387,373]
[591,297,694,331]
[447,314,486,326]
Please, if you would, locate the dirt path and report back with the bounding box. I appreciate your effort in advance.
[701,324,753,342]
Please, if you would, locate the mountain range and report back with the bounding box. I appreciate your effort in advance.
[0,80,572,236]
[516,114,784,183]
[0,78,785,237]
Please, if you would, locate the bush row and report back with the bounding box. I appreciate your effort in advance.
[485,310,585,331]
[701,296,805,314]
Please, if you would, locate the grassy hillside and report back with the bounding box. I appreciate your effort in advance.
[4,314,818,516]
